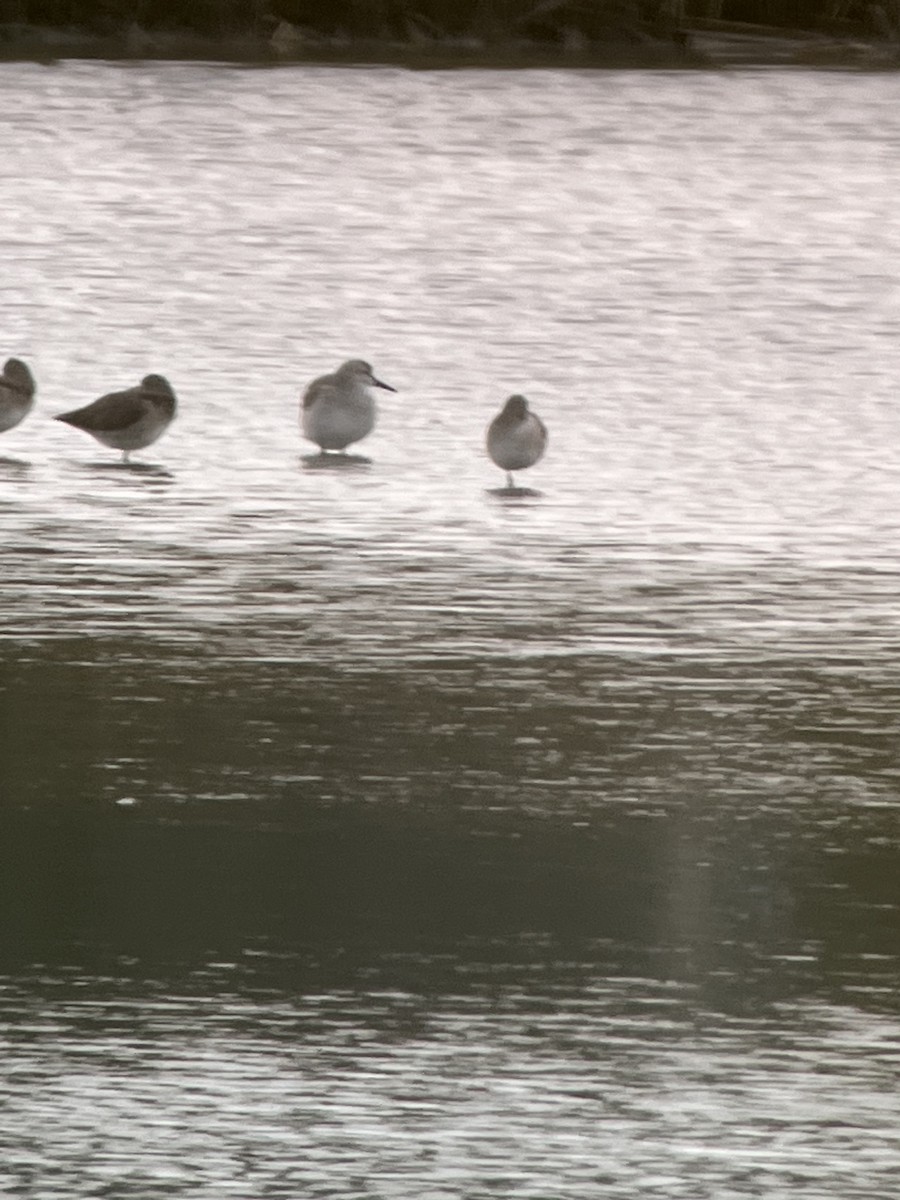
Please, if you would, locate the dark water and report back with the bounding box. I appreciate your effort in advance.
[1,62,899,1197]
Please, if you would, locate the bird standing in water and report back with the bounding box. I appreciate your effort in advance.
[301,359,395,453]
[0,358,36,435]
[486,394,547,490]
[55,374,177,462]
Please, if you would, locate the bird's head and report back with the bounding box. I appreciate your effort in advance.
[339,360,396,392]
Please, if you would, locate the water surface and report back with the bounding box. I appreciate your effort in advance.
[1,62,899,1198]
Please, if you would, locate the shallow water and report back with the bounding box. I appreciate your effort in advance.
[0,62,899,1197]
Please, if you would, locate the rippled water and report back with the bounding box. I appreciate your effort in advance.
[1,62,899,1197]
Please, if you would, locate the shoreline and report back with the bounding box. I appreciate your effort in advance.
[0,19,898,71]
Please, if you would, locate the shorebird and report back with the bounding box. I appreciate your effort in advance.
[301,359,395,453]
[55,374,177,462]
[486,394,547,489]
[0,358,36,434]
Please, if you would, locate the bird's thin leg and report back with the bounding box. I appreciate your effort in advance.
[506,471,514,489]
[122,450,130,464]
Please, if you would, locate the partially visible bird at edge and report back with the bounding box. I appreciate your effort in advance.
[0,357,36,434]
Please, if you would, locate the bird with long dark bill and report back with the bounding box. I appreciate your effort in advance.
[301,359,395,453]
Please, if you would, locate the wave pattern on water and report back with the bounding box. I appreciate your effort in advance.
[1,969,899,1199]
[0,63,899,1199]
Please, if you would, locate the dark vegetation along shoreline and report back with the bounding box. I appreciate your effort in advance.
[1,0,899,66]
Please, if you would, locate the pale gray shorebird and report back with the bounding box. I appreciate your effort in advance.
[486,394,547,490]
[301,359,395,453]
[55,374,177,463]
[0,358,36,435]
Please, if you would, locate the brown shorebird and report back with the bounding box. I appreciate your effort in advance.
[486,394,548,489]
[0,358,36,435]
[55,374,177,462]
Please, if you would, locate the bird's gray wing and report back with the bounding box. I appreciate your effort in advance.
[302,376,338,410]
[56,387,149,431]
